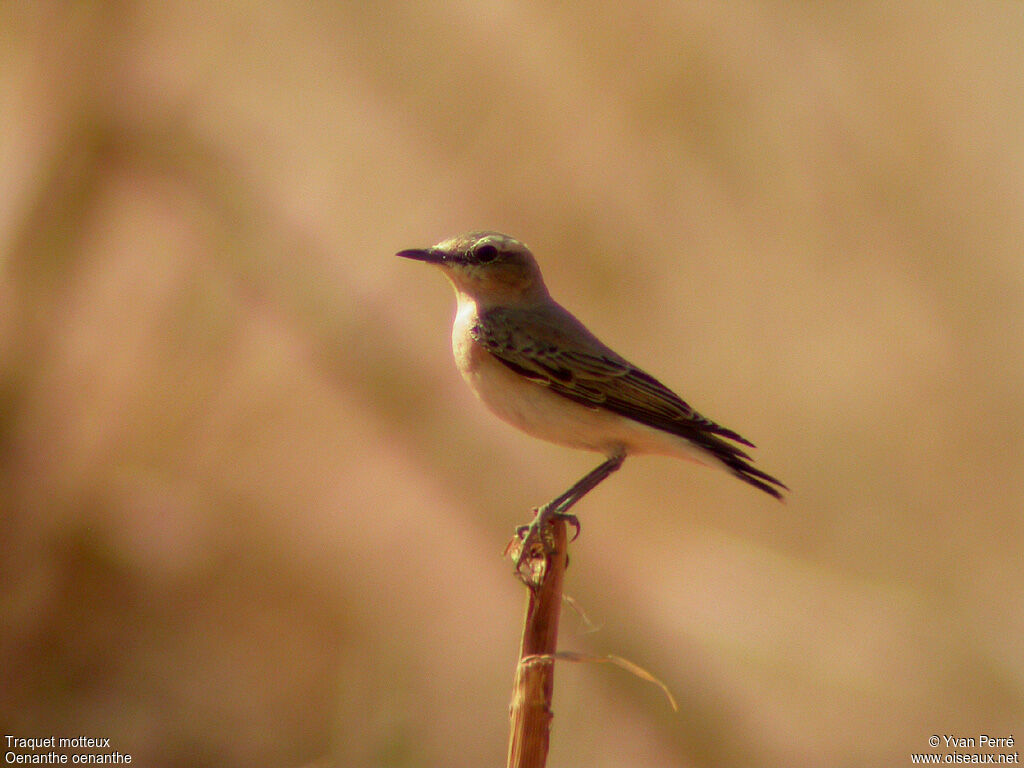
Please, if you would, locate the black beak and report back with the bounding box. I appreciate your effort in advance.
[396,247,444,264]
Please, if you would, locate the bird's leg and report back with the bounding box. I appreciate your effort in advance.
[515,453,625,571]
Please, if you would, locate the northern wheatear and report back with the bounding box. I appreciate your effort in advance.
[398,231,786,562]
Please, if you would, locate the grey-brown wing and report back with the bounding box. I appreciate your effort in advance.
[472,306,752,445]
[471,305,788,499]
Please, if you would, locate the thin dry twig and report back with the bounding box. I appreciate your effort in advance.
[506,519,567,768]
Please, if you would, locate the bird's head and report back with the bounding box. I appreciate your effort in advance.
[397,231,549,307]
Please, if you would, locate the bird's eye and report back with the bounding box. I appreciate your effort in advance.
[474,243,499,262]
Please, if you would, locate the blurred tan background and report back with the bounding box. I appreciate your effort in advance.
[2,2,1023,767]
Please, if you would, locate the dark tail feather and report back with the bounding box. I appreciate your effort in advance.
[720,453,788,500]
[692,432,788,501]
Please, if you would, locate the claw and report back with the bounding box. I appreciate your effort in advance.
[511,508,582,575]
[559,513,581,542]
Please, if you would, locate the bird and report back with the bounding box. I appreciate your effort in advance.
[397,231,786,566]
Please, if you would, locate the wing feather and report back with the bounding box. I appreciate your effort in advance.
[472,305,788,499]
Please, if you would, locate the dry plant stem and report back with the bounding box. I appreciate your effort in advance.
[507,518,568,768]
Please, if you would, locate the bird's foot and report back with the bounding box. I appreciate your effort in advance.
[511,506,580,577]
